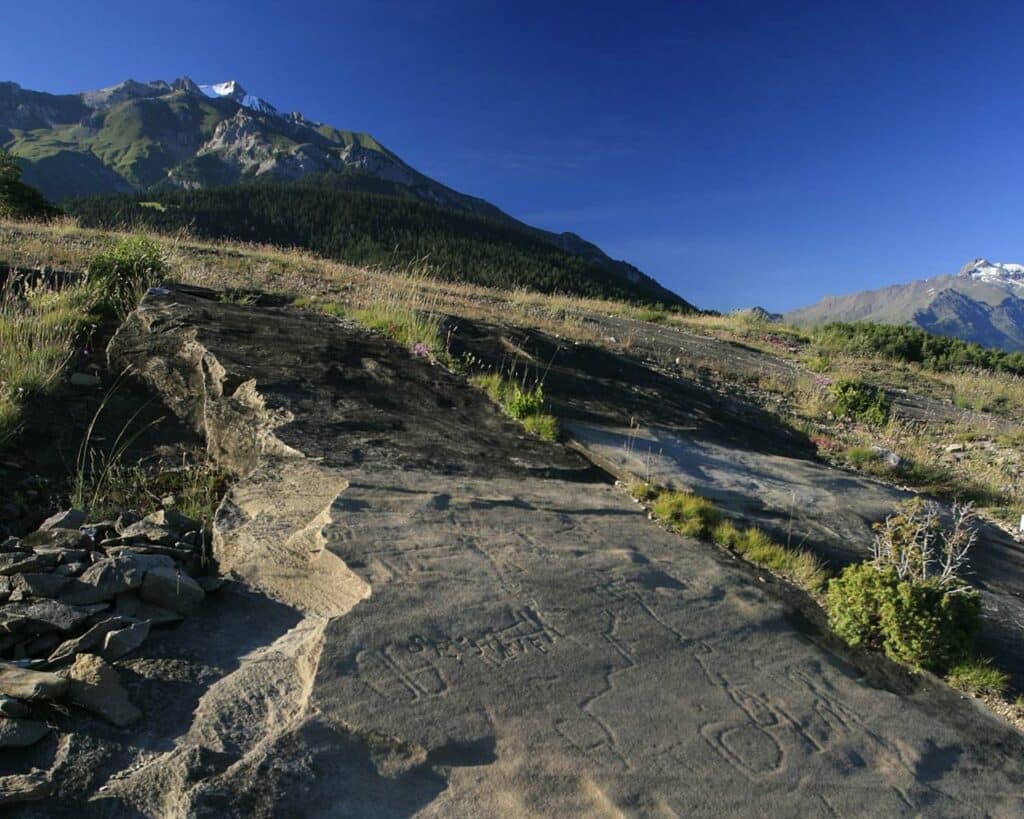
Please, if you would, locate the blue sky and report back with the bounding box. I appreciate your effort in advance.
[6,1,1024,311]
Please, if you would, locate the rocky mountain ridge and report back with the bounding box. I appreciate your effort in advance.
[786,259,1024,352]
[2,76,679,303]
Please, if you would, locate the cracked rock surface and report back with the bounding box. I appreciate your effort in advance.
[10,286,1024,816]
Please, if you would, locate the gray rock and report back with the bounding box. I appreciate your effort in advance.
[53,561,88,577]
[13,573,70,599]
[61,554,174,605]
[118,509,191,546]
[20,632,63,659]
[0,576,10,604]
[65,653,140,726]
[21,528,83,552]
[0,552,58,576]
[0,599,104,635]
[0,662,69,700]
[102,620,150,660]
[197,575,225,593]
[870,445,903,469]
[47,616,136,665]
[104,542,195,560]
[0,770,52,805]
[39,508,86,531]
[0,537,29,553]
[0,695,30,718]
[0,717,50,748]
[139,566,204,615]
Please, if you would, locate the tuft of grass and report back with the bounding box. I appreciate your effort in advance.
[86,234,166,319]
[713,520,827,593]
[522,413,559,442]
[651,491,722,539]
[946,659,1010,697]
[0,276,96,447]
[469,372,559,441]
[628,480,660,502]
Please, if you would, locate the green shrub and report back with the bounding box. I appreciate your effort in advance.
[86,235,166,318]
[826,563,981,670]
[829,379,889,427]
[651,491,722,539]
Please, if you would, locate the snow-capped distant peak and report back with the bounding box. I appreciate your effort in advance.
[199,80,279,116]
[958,258,1024,289]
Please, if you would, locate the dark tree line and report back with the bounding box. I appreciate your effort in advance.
[67,181,681,305]
[815,321,1024,376]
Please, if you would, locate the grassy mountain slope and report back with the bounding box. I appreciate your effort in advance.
[2,77,687,307]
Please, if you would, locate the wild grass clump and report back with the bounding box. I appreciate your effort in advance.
[637,484,826,593]
[650,491,722,539]
[946,659,1010,698]
[713,520,827,592]
[0,275,96,447]
[826,498,982,671]
[86,234,166,318]
[468,372,559,441]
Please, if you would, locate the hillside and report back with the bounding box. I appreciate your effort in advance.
[787,259,1024,352]
[3,218,1024,813]
[65,181,687,304]
[1,77,687,307]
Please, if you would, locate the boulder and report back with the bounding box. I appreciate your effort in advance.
[0,770,52,805]
[0,552,58,576]
[0,695,30,718]
[21,528,83,552]
[102,620,151,660]
[139,566,204,615]
[12,573,70,599]
[117,509,195,546]
[0,537,29,553]
[61,554,174,605]
[0,662,69,700]
[38,509,86,531]
[0,717,50,748]
[65,653,141,726]
[47,616,136,665]
[130,601,183,626]
[0,599,104,635]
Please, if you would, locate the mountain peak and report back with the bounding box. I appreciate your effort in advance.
[958,259,1024,288]
[198,80,279,116]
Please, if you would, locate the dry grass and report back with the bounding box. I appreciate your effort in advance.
[0,273,96,447]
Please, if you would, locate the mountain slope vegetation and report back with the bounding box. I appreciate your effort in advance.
[2,77,687,306]
[67,181,692,305]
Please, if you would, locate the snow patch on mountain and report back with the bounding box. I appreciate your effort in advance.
[199,81,279,117]
[959,258,1024,290]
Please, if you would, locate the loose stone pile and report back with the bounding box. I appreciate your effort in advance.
[0,506,220,757]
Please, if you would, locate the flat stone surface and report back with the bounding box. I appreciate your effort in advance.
[78,289,1024,817]
[0,770,52,805]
